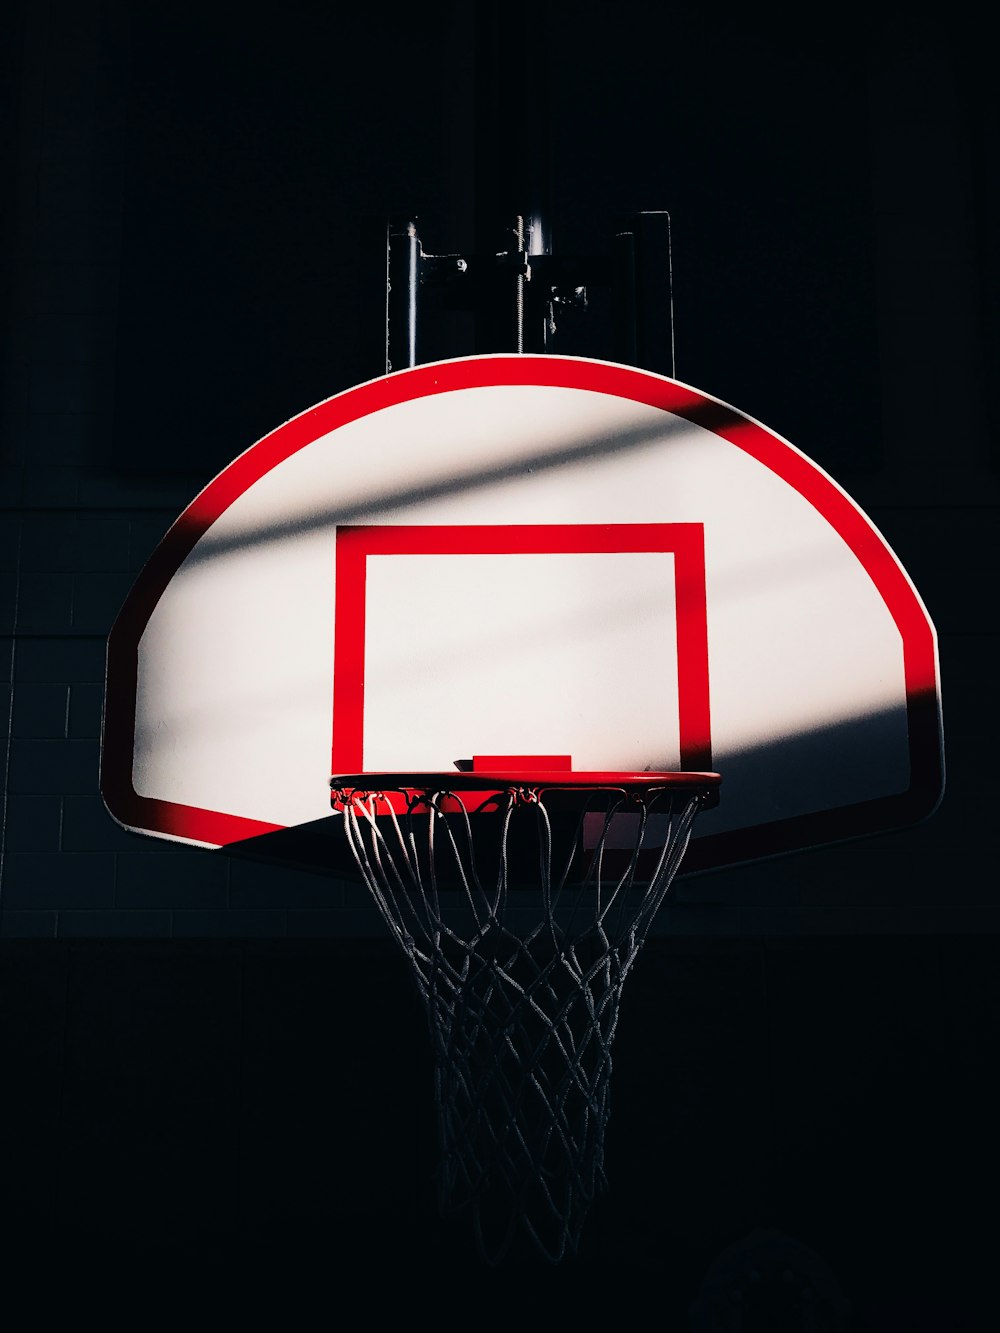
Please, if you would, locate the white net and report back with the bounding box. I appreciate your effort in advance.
[331,778,714,1264]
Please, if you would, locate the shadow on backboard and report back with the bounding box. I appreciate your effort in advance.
[182,396,745,566]
[223,693,941,890]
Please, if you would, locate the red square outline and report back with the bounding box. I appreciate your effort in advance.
[331,523,712,775]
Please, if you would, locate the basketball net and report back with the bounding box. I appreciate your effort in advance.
[331,776,716,1264]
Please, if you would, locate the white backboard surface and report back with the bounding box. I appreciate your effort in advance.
[102,355,943,872]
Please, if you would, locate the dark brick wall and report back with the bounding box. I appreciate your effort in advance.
[1,934,996,1326]
[1,2,998,1326]
[1,0,997,941]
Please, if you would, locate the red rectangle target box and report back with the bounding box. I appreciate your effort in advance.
[331,523,712,777]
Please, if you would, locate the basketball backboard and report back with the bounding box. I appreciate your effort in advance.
[101,354,943,874]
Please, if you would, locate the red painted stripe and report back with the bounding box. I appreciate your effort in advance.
[471,756,573,771]
[673,524,713,771]
[330,526,368,773]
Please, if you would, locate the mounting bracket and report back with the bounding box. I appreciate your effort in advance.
[384,212,675,377]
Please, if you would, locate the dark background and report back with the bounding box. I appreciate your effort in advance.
[1,0,997,1326]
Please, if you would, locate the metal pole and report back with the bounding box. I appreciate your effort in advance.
[473,0,551,352]
[386,218,420,372]
[613,211,675,377]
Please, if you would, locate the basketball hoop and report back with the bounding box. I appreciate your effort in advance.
[330,768,721,1264]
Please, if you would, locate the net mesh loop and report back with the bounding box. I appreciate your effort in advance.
[333,778,712,1264]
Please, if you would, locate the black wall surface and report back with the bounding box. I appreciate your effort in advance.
[1,1,998,1326]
